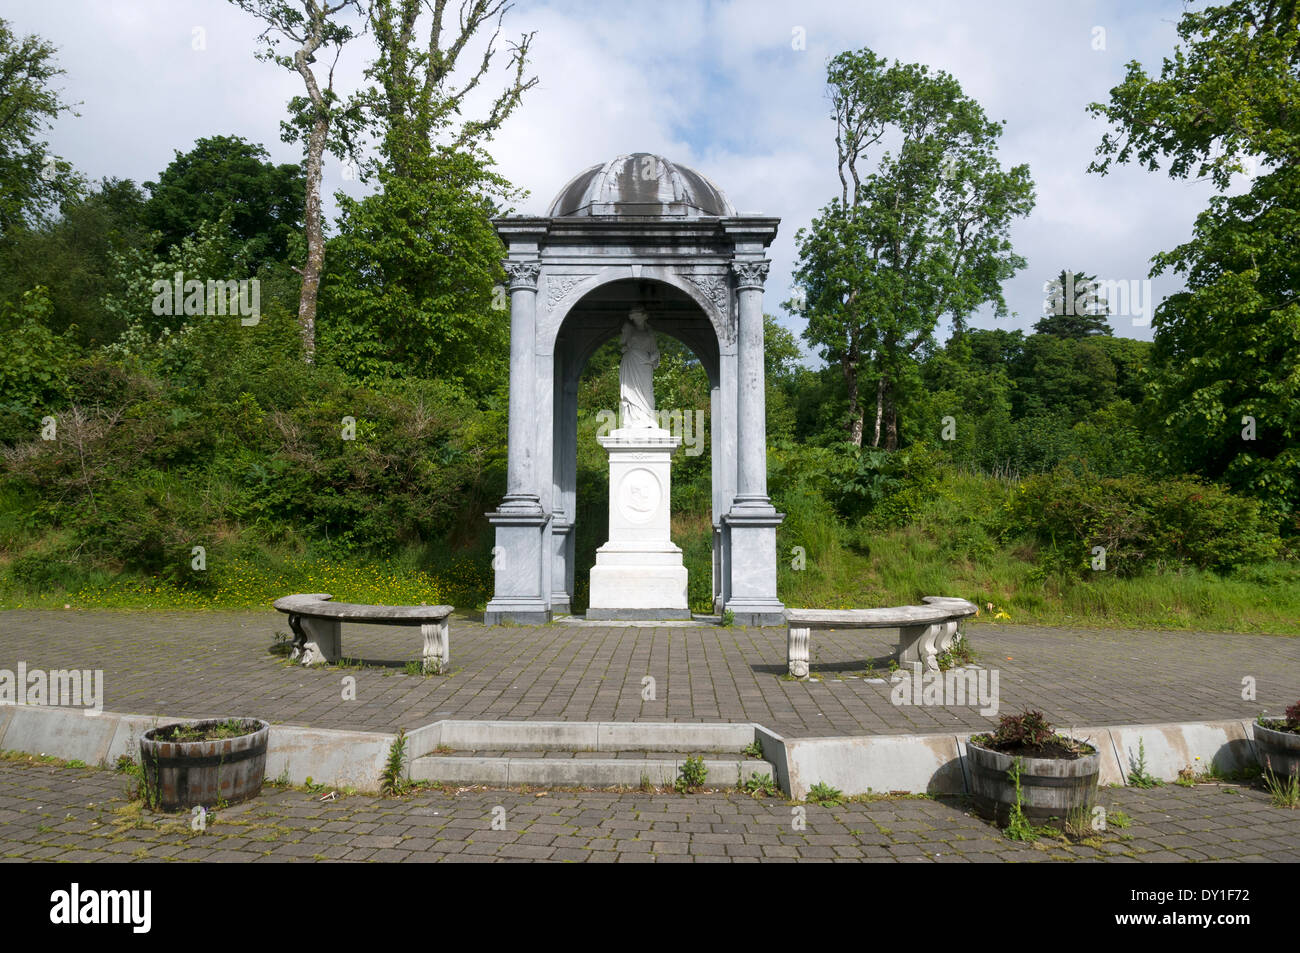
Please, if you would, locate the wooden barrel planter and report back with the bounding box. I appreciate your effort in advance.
[1253,721,1300,780]
[966,738,1100,827]
[140,718,270,812]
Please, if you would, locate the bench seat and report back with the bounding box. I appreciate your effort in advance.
[784,596,978,678]
[272,593,455,673]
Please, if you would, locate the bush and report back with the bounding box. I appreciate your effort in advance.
[823,441,944,526]
[1010,467,1282,576]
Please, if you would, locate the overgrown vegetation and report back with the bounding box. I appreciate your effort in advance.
[0,3,1297,636]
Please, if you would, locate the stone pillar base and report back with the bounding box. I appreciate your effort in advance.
[723,506,785,626]
[484,506,552,625]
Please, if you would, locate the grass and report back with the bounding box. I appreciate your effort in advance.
[772,470,1300,635]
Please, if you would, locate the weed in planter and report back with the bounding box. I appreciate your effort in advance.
[807,781,844,807]
[971,710,1093,759]
[156,718,256,744]
[1127,738,1162,788]
[675,756,708,794]
[380,729,410,797]
[1258,700,1300,734]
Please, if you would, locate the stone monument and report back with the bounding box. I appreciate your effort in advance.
[483,153,785,626]
[586,308,690,619]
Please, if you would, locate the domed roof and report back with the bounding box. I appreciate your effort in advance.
[548,153,735,218]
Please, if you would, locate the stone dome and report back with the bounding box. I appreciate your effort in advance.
[548,153,735,218]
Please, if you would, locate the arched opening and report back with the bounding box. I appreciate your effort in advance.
[551,279,724,615]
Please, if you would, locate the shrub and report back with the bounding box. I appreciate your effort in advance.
[1010,467,1281,576]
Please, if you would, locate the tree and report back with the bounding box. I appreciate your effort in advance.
[1089,0,1300,517]
[790,48,1034,447]
[319,0,537,396]
[363,0,537,180]
[144,135,304,272]
[0,19,80,238]
[1034,270,1113,337]
[0,177,151,346]
[229,0,367,361]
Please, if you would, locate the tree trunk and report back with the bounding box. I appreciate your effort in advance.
[872,376,884,448]
[884,384,899,450]
[843,357,863,446]
[297,114,328,363]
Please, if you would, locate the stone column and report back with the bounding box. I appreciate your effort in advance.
[485,256,551,624]
[501,259,542,513]
[733,260,771,507]
[722,258,785,625]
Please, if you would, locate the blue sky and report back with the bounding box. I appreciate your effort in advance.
[3,0,1244,351]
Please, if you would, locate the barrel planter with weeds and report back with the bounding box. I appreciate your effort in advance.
[140,718,270,812]
[1253,711,1300,781]
[967,739,1100,827]
[967,710,1101,830]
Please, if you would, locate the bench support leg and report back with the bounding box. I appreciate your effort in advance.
[422,621,450,675]
[787,626,810,679]
[898,623,944,673]
[291,616,341,666]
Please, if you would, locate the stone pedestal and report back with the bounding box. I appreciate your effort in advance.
[483,507,553,625]
[587,428,690,620]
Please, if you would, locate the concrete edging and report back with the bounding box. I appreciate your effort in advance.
[0,706,1268,800]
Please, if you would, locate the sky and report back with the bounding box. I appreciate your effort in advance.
[3,0,1245,352]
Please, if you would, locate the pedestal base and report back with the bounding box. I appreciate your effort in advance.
[483,505,552,625]
[723,506,785,626]
[587,427,689,617]
[588,546,689,618]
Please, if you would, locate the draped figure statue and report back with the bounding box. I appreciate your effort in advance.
[619,307,658,429]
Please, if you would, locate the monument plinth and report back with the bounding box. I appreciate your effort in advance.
[586,427,690,620]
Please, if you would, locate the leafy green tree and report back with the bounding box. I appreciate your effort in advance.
[1089,0,1300,518]
[319,0,537,397]
[790,48,1034,448]
[1034,270,1113,337]
[1012,334,1117,422]
[0,19,81,237]
[101,215,245,347]
[0,286,78,442]
[143,135,304,271]
[320,151,509,395]
[0,177,151,346]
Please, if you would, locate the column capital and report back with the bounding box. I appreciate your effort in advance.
[503,259,542,290]
[731,259,770,291]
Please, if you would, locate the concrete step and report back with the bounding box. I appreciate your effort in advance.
[420,719,761,753]
[410,752,779,789]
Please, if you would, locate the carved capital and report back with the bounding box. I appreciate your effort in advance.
[731,259,770,290]
[503,259,541,290]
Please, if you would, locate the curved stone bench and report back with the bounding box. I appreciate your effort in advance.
[273,593,455,674]
[784,596,978,678]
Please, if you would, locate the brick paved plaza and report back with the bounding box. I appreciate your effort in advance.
[2,611,1296,735]
[2,757,1297,863]
[2,610,1298,864]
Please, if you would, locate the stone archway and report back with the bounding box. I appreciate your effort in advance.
[483,153,784,625]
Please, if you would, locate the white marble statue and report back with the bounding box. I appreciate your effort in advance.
[619,307,659,429]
